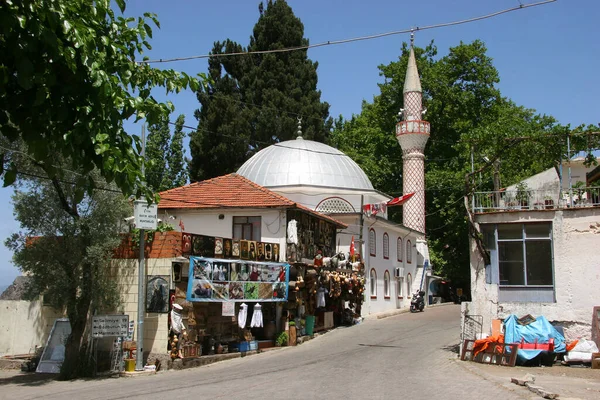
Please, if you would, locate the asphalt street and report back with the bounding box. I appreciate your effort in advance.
[0,305,535,400]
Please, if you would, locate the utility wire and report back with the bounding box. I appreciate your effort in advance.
[140,0,556,64]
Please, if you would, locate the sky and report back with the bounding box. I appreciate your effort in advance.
[1,0,599,286]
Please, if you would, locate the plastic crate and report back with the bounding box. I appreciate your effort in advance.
[238,341,250,352]
[249,340,258,351]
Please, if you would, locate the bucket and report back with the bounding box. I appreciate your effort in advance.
[124,359,136,372]
[305,315,315,336]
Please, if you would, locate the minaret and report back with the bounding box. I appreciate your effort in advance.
[395,33,430,233]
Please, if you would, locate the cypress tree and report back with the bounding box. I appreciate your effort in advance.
[190,0,331,182]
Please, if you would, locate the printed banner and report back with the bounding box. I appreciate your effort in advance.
[186,257,289,302]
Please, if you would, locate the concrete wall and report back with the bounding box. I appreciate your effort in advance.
[110,257,172,357]
[0,300,63,356]
[468,208,600,341]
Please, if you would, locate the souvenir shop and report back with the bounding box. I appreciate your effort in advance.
[167,211,365,359]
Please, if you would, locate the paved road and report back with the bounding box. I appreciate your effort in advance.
[0,305,534,400]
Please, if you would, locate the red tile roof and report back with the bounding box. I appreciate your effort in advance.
[158,174,347,228]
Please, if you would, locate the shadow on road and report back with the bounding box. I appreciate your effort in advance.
[441,343,460,354]
[0,372,58,387]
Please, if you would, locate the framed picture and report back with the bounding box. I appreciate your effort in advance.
[223,239,233,259]
[146,275,170,313]
[248,241,257,261]
[257,242,265,261]
[214,237,224,258]
[273,243,280,262]
[264,243,272,261]
[240,240,249,260]
[232,240,240,258]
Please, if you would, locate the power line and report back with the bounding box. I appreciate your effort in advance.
[141,1,556,64]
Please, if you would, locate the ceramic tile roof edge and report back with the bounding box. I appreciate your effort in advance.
[158,173,347,228]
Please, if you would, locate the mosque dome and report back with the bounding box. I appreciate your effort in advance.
[236,137,374,190]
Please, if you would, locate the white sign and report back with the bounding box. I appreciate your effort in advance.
[92,315,130,338]
[134,200,158,230]
[222,302,235,317]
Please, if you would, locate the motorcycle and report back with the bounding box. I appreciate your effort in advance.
[410,290,426,313]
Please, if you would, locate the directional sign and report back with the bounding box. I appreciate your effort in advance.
[92,315,130,338]
[134,200,158,230]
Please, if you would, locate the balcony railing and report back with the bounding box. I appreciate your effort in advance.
[471,186,600,213]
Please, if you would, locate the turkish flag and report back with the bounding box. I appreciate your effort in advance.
[350,236,355,257]
[387,192,415,207]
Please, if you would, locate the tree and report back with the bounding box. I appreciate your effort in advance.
[332,40,566,288]
[5,155,131,379]
[145,114,188,192]
[0,0,202,200]
[189,0,331,181]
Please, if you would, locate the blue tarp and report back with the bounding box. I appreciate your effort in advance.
[504,314,566,363]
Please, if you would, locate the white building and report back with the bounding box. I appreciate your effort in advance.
[466,160,600,341]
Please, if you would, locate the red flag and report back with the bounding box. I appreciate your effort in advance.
[350,236,355,257]
[387,192,415,207]
[178,219,185,232]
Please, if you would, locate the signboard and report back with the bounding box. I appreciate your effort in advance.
[187,257,289,302]
[134,200,158,230]
[92,315,130,338]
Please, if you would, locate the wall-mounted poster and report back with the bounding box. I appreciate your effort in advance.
[223,239,233,258]
[232,240,240,257]
[257,242,265,261]
[240,240,249,260]
[191,235,215,257]
[214,237,223,258]
[248,241,257,261]
[147,275,170,313]
[186,257,290,302]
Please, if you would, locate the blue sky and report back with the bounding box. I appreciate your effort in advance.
[1,0,599,286]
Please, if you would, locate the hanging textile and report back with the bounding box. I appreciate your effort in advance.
[287,219,298,244]
[238,303,248,329]
[250,303,263,328]
[316,287,328,308]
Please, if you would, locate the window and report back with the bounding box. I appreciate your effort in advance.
[397,237,403,262]
[496,223,553,286]
[384,270,390,298]
[406,273,413,296]
[383,233,389,259]
[397,277,404,298]
[406,240,412,264]
[370,268,377,298]
[481,222,554,302]
[369,229,376,257]
[233,216,261,241]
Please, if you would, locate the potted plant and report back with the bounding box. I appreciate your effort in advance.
[275,331,288,347]
[515,182,531,209]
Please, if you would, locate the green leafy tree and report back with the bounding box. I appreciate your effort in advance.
[332,40,567,288]
[0,0,202,200]
[5,151,131,379]
[190,0,331,181]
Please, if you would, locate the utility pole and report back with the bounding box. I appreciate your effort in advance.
[136,124,146,371]
[492,159,501,208]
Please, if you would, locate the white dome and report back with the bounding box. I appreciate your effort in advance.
[237,137,374,190]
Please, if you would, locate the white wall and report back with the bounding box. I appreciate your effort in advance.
[159,208,287,259]
[0,300,63,356]
[361,219,421,316]
[468,208,600,341]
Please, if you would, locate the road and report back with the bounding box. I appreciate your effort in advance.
[0,305,532,400]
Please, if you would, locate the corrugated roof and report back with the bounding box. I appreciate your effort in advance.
[158,174,347,228]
